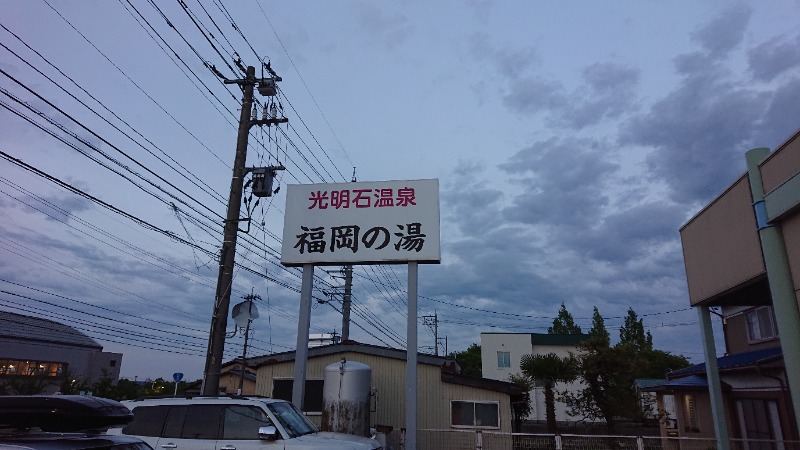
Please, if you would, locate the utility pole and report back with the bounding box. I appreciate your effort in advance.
[202,65,286,395]
[341,265,353,341]
[341,169,356,341]
[422,312,439,356]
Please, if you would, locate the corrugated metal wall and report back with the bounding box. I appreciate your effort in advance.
[254,351,512,432]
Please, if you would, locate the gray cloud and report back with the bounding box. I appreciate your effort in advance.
[502,62,640,130]
[620,67,766,203]
[755,77,800,148]
[354,2,414,50]
[748,33,800,82]
[568,202,685,265]
[499,137,619,228]
[690,5,752,58]
[502,77,565,115]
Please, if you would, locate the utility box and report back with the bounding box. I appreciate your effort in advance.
[251,167,275,197]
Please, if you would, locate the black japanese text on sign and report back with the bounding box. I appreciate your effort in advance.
[280,180,440,266]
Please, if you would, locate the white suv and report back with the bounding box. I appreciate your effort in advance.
[112,396,381,450]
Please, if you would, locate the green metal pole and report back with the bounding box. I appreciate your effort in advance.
[746,147,800,435]
[698,306,730,450]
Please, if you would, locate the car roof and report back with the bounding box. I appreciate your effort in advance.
[122,395,286,406]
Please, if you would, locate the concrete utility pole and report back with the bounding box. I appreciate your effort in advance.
[422,312,439,355]
[341,265,353,340]
[202,65,286,395]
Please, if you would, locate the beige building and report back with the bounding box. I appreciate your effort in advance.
[658,129,800,445]
[240,341,525,446]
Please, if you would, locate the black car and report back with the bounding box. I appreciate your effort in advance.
[0,395,153,450]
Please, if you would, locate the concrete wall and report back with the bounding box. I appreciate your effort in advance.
[480,333,531,382]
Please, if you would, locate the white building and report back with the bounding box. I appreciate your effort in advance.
[480,332,590,423]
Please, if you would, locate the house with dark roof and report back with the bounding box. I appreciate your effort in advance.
[480,332,593,423]
[640,317,793,443]
[0,311,122,394]
[232,340,526,447]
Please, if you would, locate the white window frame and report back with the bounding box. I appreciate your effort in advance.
[497,351,510,369]
[450,400,500,430]
[746,306,778,343]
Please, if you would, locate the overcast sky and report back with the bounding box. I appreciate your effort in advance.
[1,1,799,382]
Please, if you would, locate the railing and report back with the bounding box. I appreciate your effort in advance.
[382,430,800,450]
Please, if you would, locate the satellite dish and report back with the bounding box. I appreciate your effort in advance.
[232,300,259,328]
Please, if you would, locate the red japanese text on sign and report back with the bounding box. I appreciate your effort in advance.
[307,187,416,210]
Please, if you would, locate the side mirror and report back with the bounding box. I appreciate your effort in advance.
[258,425,279,440]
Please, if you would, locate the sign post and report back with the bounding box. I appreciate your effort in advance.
[172,372,183,397]
[280,179,440,450]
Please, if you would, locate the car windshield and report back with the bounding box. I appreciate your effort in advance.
[266,402,318,439]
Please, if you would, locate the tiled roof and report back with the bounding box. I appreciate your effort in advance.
[634,378,668,389]
[246,340,450,368]
[667,346,782,378]
[637,374,732,392]
[0,311,102,350]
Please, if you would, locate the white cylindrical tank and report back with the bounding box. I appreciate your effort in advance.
[321,359,371,436]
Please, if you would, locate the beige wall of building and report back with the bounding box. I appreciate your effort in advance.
[680,131,800,308]
[253,349,515,433]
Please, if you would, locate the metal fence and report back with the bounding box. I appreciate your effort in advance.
[384,430,800,450]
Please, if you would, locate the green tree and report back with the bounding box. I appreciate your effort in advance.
[564,307,692,432]
[520,352,578,434]
[588,307,610,345]
[0,376,54,395]
[508,373,534,433]
[113,378,145,400]
[637,349,691,379]
[90,369,116,399]
[449,343,482,377]
[561,307,640,434]
[619,308,653,352]
[548,303,582,334]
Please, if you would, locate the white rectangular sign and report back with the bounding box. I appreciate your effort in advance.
[280,179,440,266]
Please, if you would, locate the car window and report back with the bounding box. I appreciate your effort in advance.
[162,406,187,438]
[267,402,317,438]
[222,405,273,439]
[123,406,170,437]
[181,405,222,439]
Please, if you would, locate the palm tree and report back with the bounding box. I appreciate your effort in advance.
[520,352,578,434]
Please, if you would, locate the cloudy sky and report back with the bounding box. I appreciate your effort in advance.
[2,1,799,382]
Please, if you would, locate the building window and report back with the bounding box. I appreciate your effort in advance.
[746,306,777,342]
[683,394,699,432]
[736,398,784,450]
[272,378,324,414]
[0,359,65,378]
[110,360,117,367]
[451,401,500,429]
[497,351,510,369]
[662,394,677,429]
